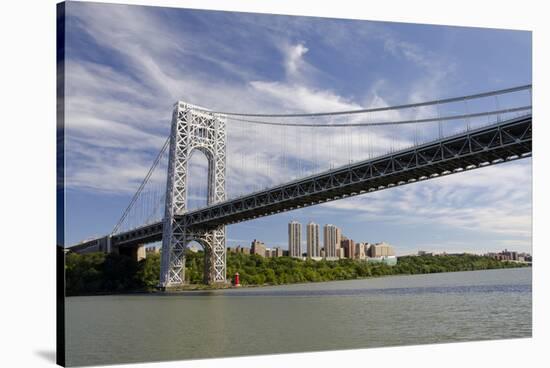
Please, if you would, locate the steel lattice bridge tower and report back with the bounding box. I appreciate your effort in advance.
[68,85,533,288]
[161,102,227,286]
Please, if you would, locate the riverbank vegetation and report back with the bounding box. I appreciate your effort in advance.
[65,252,160,295]
[65,251,529,295]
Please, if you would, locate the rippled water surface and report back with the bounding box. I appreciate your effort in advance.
[65,268,532,366]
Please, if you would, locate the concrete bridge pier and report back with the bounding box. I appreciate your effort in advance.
[66,235,147,262]
[114,244,146,262]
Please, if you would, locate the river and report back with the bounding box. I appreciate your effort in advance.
[65,267,532,366]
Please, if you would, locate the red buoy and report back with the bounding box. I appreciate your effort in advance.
[234,272,241,287]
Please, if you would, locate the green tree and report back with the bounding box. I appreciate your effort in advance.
[65,251,529,295]
[137,253,161,289]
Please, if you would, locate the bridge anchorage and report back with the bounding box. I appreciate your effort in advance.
[160,102,227,288]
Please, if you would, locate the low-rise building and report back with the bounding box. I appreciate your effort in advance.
[309,257,324,261]
[369,242,395,258]
[486,249,531,262]
[187,244,200,253]
[417,250,433,256]
[355,242,367,260]
[146,246,160,254]
[272,247,283,257]
[367,256,398,266]
[235,245,250,255]
[251,239,267,257]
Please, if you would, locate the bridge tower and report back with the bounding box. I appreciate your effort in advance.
[160,101,227,287]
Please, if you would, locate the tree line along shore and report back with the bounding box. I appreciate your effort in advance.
[64,250,529,296]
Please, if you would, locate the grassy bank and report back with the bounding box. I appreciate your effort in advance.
[64,251,528,296]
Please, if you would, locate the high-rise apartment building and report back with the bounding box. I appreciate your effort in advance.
[341,238,356,259]
[323,224,341,258]
[306,222,320,257]
[288,221,302,258]
[336,227,342,254]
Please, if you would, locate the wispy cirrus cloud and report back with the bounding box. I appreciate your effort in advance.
[64,2,531,252]
[315,160,531,250]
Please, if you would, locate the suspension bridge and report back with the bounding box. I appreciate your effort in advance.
[68,84,532,287]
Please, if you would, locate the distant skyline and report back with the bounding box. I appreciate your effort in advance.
[226,220,531,257]
[64,2,532,255]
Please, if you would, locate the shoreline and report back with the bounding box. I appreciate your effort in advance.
[66,265,531,297]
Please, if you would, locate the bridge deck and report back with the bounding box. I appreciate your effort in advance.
[108,115,531,247]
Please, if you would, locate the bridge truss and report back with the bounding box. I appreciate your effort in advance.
[111,114,531,245]
[69,85,533,287]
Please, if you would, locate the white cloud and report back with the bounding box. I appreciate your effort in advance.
[249,80,360,113]
[282,43,309,78]
[64,3,531,251]
[314,160,532,247]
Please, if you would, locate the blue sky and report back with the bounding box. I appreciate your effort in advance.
[63,2,532,255]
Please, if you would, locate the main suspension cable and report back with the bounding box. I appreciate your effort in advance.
[225,106,531,127]
[199,84,531,118]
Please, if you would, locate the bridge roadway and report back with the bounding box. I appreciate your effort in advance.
[89,114,532,248]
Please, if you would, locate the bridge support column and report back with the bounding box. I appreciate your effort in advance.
[160,101,227,288]
[160,224,226,287]
[112,243,146,262]
[203,226,226,285]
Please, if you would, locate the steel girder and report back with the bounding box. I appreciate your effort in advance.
[159,102,227,287]
[110,115,531,251]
